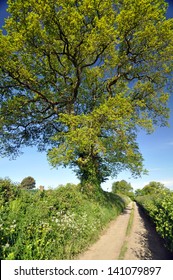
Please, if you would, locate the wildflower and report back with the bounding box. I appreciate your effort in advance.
[10,224,16,228]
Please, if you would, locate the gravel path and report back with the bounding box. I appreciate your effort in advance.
[78,202,133,260]
[77,202,173,260]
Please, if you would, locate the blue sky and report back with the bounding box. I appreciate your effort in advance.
[0,0,173,191]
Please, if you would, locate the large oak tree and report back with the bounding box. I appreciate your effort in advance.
[0,0,173,188]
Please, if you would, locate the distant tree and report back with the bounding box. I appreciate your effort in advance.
[136,181,168,196]
[20,176,36,190]
[112,180,134,199]
[135,188,144,197]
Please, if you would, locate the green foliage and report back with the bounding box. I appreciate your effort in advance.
[48,95,147,186]
[0,177,20,204]
[0,178,126,260]
[112,180,134,200]
[0,0,173,186]
[20,176,36,190]
[136,183,173,252]
[135,181,166,196]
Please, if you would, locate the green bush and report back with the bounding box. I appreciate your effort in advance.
[0,177,20,203]
[136,188,173,252]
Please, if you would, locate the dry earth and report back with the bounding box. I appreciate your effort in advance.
[77,202,173,260]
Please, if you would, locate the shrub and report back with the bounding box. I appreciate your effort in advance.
[136,187,173,252]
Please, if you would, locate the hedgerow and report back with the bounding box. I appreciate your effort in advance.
[0,179,126,259]
[136,188,173,252]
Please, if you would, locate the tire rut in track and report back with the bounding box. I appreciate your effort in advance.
[124,203,173,260]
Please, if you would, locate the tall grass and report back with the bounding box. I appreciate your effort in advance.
[0,179,126,259]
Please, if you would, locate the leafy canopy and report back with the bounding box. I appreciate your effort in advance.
[20,176,36,190]
[135,181,168,196]
[0,0,173,186]
[112,180,133,195]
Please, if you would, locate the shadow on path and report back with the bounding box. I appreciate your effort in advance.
[132,204,173,260]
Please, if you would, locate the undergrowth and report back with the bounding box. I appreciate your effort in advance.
[0,178,127,259]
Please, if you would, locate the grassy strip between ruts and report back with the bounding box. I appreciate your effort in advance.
[118,202,135,260]
[126,202,135,236]
[0,179,129,260]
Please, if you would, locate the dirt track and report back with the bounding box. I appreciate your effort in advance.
[77,202,173,260]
